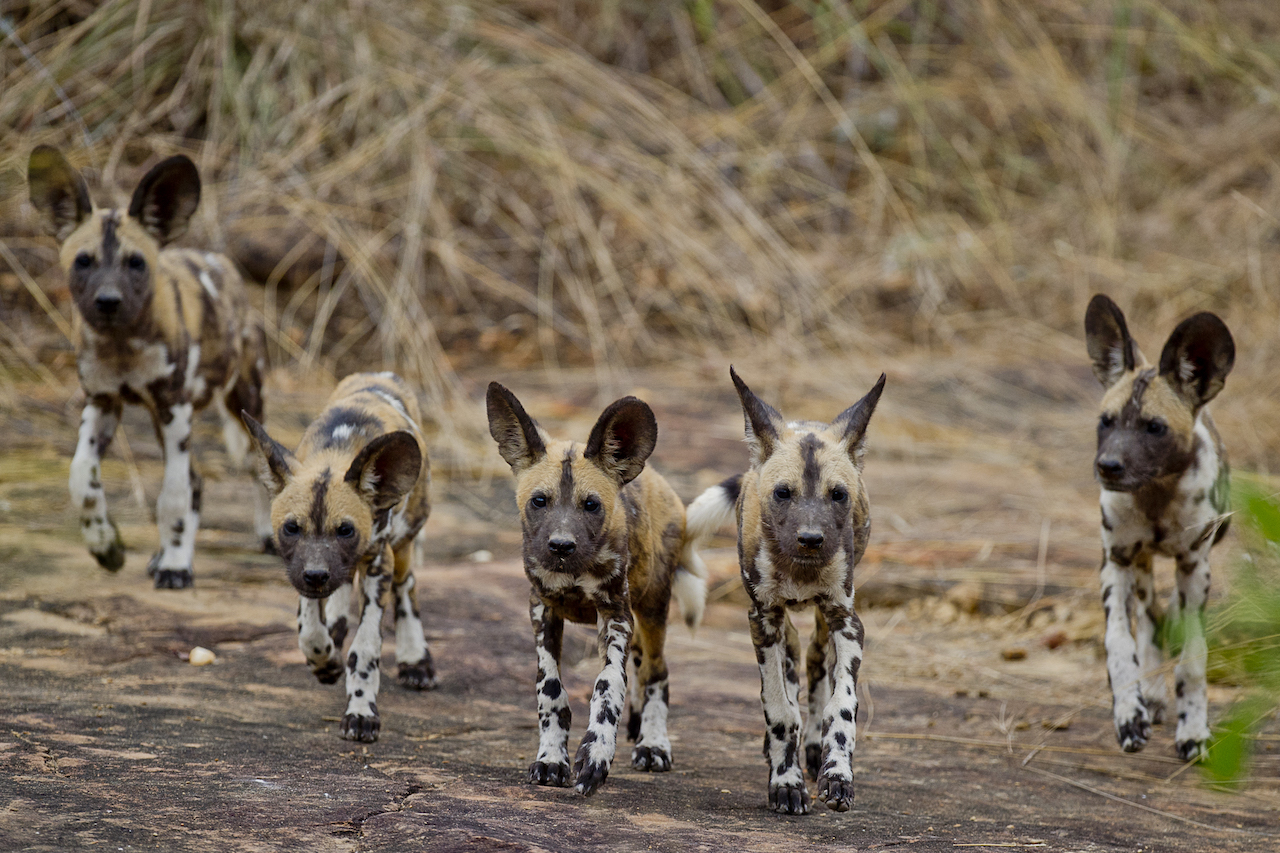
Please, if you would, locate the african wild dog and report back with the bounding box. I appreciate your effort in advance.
[242,372,437,742]
[1084,294,1234,760]
[486,383,711,797]
[28,146,270,588]
[687,367,884,814]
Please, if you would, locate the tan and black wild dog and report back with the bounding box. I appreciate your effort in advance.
[687,367,884,814]
[486,383,711,797]
[242,372,437,742]
[28,146,270,588]
[1084,294,1234,760]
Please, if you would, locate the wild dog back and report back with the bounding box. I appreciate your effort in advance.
[243,372,437,742]
[1084,294,1234,760]
[28,146,270,588]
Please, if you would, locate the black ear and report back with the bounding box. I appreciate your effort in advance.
[730,366,784,467]
[486,382,548,475]
[127,155,201,246]
[1084,294,1141,388]
[1158,312,1235,409]
[344,431,422,511]
[584,397,658,486]
[241,412,298,498]
[833,373,886,468]
[28,146,92,243]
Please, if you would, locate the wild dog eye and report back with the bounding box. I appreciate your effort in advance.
[830,487,848,503]
[336,521,355,538]
[127,254,147,272]
[1099,413,1116,430]
[773,486,791,502]
[74,252,93,269]
[282,519,301,537]
[583,497,601,513]
[1145,419,1167,437]
[530,494,548,509]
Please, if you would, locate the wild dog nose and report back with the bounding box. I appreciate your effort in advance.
[95,294,122,315]
[548,536,576,556]
[797,530,824,549]
[1096,458,1125,479]
[302,568,330,589]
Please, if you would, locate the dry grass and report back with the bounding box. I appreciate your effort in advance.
[2,1,1280,465]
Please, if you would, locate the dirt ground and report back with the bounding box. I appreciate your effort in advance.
[2,356,1278,852]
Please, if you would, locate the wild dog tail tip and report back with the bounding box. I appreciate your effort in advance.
[675,475,741,633]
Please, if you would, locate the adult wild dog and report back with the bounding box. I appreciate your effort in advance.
[28,146,269,588]
[687,367,884,814]
[486,383,710,797]
[1084,294,1234,760]
[242,372,437,742]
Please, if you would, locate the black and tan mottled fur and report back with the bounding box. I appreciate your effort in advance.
[244,372,436,742]
[28,146,269,589]
[687,367,884,814]
[1085,294,1234,760]
[486,383,710,797]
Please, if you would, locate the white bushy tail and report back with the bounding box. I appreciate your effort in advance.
[673,476,741,632]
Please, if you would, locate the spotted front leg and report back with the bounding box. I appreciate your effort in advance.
[815,601,864,812]
[342,558,389,742]
[148,402,198,589]
[69,397,124,571]
[1172,550,1212,760]
[1100,553,1150,752]
[803,611,831,781]
[1130,556,1167,725]
[297,585,350,684]
[529,596,571,787]
[392,568,436,690]
[750,604,810,815]
[573,608,632,796]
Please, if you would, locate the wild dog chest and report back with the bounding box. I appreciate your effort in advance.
[534,586,600,626]
[77,332,182,403]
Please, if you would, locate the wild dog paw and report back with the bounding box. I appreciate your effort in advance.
[152,567,193,589]
[768,781,812,815]
[92,530,126,571]
[397,659,437,690]
[817,775,854,812]
[572,744,610,797]
[631,745,671,772]
[312,659,343,684]
[528,760,571,787]
[805,743,822,781]
[1117,708,1151,753]
[1175,738,1206,762]
[340,712,380,743]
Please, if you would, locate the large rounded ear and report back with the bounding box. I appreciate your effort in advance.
[344,431,422,511]
[584,397,657,486]
[1158,312,1235,409]
[730,366,784,467]
[127,154,201,246]
[28,146,92,243]
[833,373,886,469]
[1085,294,1141,388]
[241,412,299,498]
[486,382,547,475]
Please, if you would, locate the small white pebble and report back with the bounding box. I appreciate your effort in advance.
[469,549,493,563]
[189,646,216,666]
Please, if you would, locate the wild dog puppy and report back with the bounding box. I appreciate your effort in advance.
[687,367,884,814]
[1084,294,1234,760]
[242,372,437,742]
[486,383,709,797]
[28,146,270,588]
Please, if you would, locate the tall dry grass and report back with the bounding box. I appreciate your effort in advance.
[2,0,1280,463]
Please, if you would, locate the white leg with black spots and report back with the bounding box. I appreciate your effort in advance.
[530,599,571,787]
[1173,553,1212,760]
[296,595,341,683]
[1130,560,1167,724]
[573,613,631,796]
[1100,557,1149,752]
[69,401,124,570]
[631,679,671,771]
[341,570,386,742]
[393,573,436,689]
[803,635,829,781]
[151,403,197,588]
[815,604,862,812]
[752,606,810,815]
